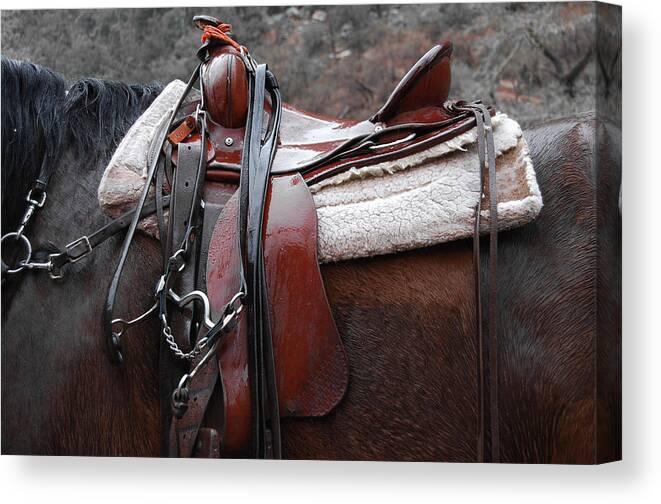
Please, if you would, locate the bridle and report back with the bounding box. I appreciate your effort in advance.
[1,151,52,277]
[1,19,501,462]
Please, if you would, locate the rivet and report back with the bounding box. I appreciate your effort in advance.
[224,137,234,146]
[374,122,385,133]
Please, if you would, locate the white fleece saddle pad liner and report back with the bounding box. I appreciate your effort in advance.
[98,80,542,264]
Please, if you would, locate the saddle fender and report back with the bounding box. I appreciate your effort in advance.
[206,174,349,456]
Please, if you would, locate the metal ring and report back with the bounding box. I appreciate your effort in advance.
[176,373,190,392]
[228,290,245,308]
[1,232,32,274]
[169,248,187,273]
[221,290,245,323]
[111,320,128,338]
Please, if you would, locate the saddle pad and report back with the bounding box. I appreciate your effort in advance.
[98,80,542,263]
[310,112,543,262]
[97,80,197,235]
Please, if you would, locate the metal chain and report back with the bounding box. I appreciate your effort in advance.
[170,291,244,418]
[159,290,244,361]
[161,313,208,361]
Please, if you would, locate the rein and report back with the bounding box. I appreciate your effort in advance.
[456,101,500,463]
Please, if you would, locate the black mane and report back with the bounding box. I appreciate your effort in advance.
[65,78,163,158]
[1,57,163,231]
[1,58,65,231]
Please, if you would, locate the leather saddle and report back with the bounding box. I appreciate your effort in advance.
[160,16,487,458]
[173,38,469,184]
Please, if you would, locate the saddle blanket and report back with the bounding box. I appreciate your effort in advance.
[98,80,542,263]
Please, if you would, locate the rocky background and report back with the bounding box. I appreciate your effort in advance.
[1,3,621,127]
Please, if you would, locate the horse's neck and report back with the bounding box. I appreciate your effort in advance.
[32,151,108,245]
[2,146,163,455]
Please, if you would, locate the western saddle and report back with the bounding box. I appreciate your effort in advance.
[134,15,497,459]
[1,15,500,459]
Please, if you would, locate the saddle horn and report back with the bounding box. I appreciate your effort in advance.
[195,15,250,129]
[201,46,250,128]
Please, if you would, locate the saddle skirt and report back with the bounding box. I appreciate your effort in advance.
[98,81,542,263]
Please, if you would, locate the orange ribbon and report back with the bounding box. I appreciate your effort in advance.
[201,22,243,52]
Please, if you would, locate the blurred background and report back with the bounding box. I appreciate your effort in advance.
[1,2,620,127]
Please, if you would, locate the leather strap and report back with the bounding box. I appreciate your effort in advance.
[49,195,171,275]
[237,64,283,458]
[245,65,269,458]
[170,356,220,457]
[483,105,499,463]
[165,144,228,458]
[472,109,486,463]
[172,199,228,458]
[304,112,483,186]
[466,103,499,463]
[252,69,282,459]
[155,148,168,262]
[31,148,56,197]
[104,63,201,364]
[165,140,204,353]
[240,65,280,458]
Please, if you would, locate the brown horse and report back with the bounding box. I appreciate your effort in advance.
[0,58,620,462]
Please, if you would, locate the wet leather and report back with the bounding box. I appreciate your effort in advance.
[205,174,348,457]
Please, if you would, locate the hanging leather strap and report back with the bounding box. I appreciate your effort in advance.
[169,355,221,457]
[472,109,486,463]
[103,64,202,364]
[482,105,499,463]
[251,69,282,459]
[237,63,283,459]
[466,102,499,463]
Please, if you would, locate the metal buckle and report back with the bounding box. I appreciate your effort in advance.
[64,236,92,263]
[26,189,47,208]
[47,253,65,280]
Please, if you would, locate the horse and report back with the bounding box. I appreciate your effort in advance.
[0,57,621,462]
